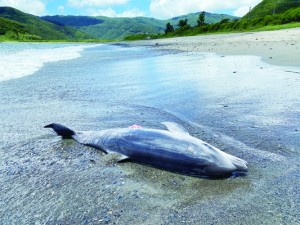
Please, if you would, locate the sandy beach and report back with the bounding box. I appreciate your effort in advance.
[129,27,300,67]
[1,40,300,224]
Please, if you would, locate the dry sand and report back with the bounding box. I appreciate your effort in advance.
[129,27,300,67]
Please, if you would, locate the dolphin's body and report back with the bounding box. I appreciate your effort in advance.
[45,122,247,178]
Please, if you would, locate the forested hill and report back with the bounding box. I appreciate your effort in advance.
[1,6,237,41]
[168,12,237,26]
[42,16,166,40]
[245,0,300,19]
[0,7,93,41]
[41,13,237,40]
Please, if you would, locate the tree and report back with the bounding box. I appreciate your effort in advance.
[177,19,188,28]
[165,22,174,34]
[197,11,206,26]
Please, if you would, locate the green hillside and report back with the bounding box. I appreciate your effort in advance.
[0,7,93,41]
[42,15,165,40]
[236,0,300,30]
[42,13,237,40]
[168,12,237,26]
[0,17,33,40]
[42,15,102,27]
[0,6,237,41]
[245,0,300,19]
[125,0,300,40]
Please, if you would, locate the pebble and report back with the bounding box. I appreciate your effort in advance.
[89,159,96,164]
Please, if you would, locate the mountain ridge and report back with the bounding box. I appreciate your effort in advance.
[0,7,94,41]
[41,12,237,40]
[0,6,238,41]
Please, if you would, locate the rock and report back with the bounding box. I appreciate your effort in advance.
[89,159,96,164]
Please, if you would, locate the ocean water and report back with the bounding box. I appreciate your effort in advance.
[0,43,97,82]
[0,43,299,224]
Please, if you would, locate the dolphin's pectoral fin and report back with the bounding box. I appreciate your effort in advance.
[117,155,132,163]
[85,144,131,162]
[85,144,108,154]
[161,122,189,135]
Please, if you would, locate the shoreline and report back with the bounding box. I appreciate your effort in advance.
[125,28,300,67]
[1,38,300,224]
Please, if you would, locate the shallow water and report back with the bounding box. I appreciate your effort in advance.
[0,43,299,224]
[0,43,97,82]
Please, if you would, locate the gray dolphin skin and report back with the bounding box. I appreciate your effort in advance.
[45,122,248,178]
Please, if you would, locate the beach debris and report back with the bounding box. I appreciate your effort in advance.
[129,124,143,129]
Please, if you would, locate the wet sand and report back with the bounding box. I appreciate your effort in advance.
[1,41,300,224]
[127,28,300,67]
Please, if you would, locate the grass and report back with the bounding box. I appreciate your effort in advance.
[252,22,300,31]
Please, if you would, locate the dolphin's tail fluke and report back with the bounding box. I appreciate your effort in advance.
[44,123,76,139]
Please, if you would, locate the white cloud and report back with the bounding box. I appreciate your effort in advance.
[58,5,65,15]
[88,7,144,17]
[150,0,263,19]
[0,0,46,15]
[68,0,129,8]
[234,6,251,17]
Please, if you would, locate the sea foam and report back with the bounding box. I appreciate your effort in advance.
[0,44,98,82]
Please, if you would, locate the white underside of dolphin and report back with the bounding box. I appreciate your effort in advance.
[45,122,248,178]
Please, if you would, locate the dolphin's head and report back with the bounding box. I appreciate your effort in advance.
[210,154,248,178]
[196,141,248,177]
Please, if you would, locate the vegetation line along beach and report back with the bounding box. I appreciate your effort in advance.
[127,27,300,67]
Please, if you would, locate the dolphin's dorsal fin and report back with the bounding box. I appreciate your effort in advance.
[161,122,189,135]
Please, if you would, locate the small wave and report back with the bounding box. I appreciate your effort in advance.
[0,44,99,82]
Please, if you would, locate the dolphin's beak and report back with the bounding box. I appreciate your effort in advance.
[44,124,53,128]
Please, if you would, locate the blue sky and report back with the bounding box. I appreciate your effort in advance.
[0,0,263,19]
